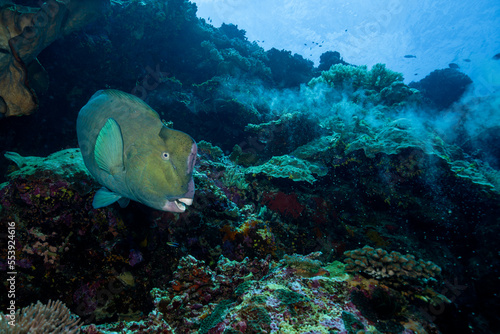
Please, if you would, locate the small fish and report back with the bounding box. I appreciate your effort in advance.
[77,89,197,212]
[404,55,416,58]
[449,63,460,69]
[493,53,500,60]
[166,241,179,247]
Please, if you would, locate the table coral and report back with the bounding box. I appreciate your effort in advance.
[246,154,327,184]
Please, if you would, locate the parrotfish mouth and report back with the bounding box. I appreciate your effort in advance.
[163,197,193,212]
[163,173,196,212]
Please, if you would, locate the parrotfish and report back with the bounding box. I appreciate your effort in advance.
[76,89,197,212]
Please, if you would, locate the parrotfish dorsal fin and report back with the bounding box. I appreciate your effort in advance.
[159,125,169,140]
[101,89,159,118]
[93,187,123,208]
[95,118,124,175]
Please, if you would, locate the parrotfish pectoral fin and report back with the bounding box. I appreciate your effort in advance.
[94,118,124,175]
[118,197,130,208]
[93,187,123,208]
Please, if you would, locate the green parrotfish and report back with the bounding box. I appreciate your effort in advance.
[76,89,197,212]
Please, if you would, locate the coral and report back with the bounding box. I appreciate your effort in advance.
[308,63,409,106]
[282,252,329,278]
[0,149,157,323]
[246,155,327,184]
[364,63,404,92]
[344,245,442,281]
[344,118,447,158]
[380,81,421,106]
[124,253,442,333]
[309,63,368,91]
[342,311,365,334]
[197,140,225,162]
[2,148,90,183]
[0,300,81,334]
[198,299,234,334]
[219,218,277,259]
[242,111,322,160]
[148,255,273,333]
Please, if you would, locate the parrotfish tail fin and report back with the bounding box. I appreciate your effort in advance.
[118,197,130,208]
[93,187,123,208]
[95,118,124,175]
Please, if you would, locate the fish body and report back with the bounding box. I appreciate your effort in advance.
[77,89,197,212]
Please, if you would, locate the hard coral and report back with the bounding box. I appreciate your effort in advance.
[308,63,409,106]
[344,245,441,281]
[0,300,81,334]
[247,155,327,184]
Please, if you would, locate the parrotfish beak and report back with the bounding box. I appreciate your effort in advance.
[163,197,193,212]
[162,142,197,213]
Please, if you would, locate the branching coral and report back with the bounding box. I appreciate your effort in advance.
[344,245,441,281]
[309,63,403,93]
[309,64,368,90]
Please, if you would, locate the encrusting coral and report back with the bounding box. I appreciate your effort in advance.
[78,253,444,333]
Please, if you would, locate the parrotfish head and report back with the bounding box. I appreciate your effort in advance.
[126,125,197,212]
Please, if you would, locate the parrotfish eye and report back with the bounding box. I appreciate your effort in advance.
[161,152,170,160]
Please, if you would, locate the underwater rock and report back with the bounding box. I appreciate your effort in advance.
[241,111,322,161]
[409,68,472,109]
[265,48,315,88]
[317,50,348,71]
[0,0,105,117]
[342,117,500,194]
[460,125,500,170]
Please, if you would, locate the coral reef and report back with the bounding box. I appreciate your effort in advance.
[79,253,445,333]
[0,1,499,332]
